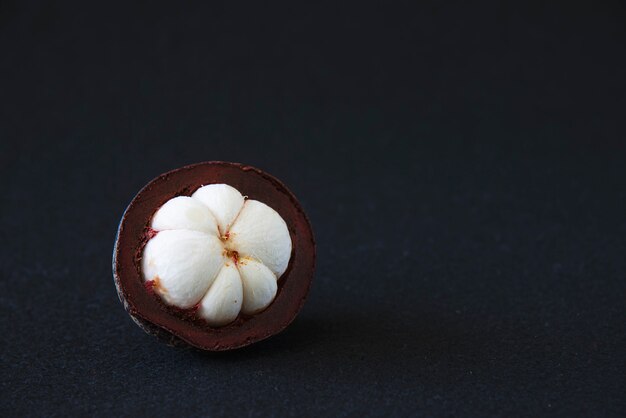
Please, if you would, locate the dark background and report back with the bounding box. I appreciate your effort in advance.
[1,1,625,416]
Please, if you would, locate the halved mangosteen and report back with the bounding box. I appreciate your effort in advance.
[113,162,315,351]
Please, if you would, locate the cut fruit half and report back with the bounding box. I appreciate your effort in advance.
[113,162,315,351]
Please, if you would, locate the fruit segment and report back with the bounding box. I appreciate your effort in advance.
[228,200,292,277]
[192,184,245,234]
[198,263,243,326]
[238,259,278,315]
[151,196,219,234]
[142,230,224,309]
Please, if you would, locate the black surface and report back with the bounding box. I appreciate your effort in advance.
[2,1,625,417]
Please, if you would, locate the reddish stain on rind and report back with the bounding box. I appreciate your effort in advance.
[144,277,165,295]
[144,279,157,294]
[146,228,158,240]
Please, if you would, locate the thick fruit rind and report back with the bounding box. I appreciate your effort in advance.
[113,162,315,351]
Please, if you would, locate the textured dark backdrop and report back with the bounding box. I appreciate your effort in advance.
[1,1,625,417]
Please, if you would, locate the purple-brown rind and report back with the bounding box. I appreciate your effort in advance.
[112,162,316,351]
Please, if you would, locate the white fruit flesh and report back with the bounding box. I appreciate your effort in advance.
[228,200,292,277]
[141,230,224,309]
[151,196,218,235]
[198,263,243,326]
[238,259,278,315]
[191,184,245,234]
[142,184,292,326]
